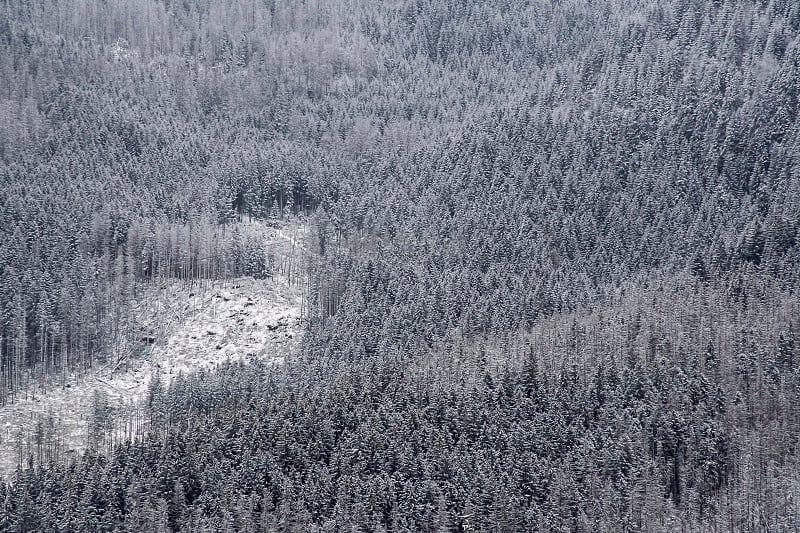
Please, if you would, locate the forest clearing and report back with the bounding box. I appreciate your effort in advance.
[0,222,307,479]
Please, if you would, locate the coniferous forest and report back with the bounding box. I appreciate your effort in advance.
[2,0,800,530]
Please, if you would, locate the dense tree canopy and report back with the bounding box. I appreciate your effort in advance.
[1,0,800,530]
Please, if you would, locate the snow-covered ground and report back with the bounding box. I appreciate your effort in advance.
[0,221,309,479]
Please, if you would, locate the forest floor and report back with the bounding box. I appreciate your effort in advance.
[0,220,309,479]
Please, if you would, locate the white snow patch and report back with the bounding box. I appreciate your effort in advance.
[0,221,309,479]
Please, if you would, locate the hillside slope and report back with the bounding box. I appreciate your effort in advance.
[1,0,800,531]
[0,222,307,478]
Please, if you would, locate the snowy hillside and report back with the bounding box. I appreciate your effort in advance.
[0,222,308,478]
